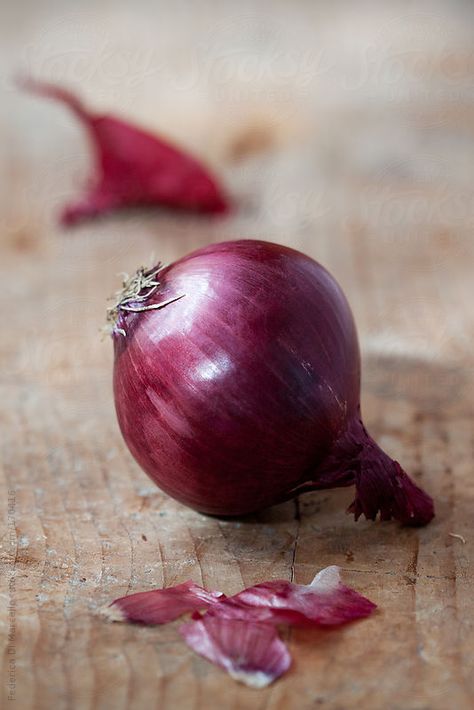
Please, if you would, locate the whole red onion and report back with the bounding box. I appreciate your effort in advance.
[111,240,434,525]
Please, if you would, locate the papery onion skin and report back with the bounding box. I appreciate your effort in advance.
[179,616,291,688]
[19,78,228,225]
[112,240,434,525]
[206,565,376,627]
[103,581,225,625]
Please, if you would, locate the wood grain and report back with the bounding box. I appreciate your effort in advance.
[1,1,473,708]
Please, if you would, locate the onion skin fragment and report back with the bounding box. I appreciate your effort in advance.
[103,581,224,625]
[18,77,229,225]
[180,616,291,688]
[205,565,377,627]
[111,239,434,525]
[103,567,376,687]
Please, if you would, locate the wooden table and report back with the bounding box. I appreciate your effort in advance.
[1,2,473,708]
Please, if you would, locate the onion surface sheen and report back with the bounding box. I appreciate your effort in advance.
[112,240,434,525]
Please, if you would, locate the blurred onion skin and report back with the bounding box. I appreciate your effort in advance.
[112,240,433,524]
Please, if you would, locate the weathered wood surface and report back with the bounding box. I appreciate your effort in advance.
[1,1,473,708]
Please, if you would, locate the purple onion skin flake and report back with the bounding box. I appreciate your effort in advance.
[105,566,377,688]
[20,78,229,225]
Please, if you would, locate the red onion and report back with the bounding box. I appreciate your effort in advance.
[111,240,434,525]
[19,78,228,225]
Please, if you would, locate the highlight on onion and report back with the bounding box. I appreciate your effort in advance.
[109,239,434,525]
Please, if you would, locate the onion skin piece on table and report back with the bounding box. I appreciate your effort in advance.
[206,565,376,627]
[18,77,229,225]
[103,566,375,687]
[102,580,224,624]
[111,239,434,525]
[180,616,291,689]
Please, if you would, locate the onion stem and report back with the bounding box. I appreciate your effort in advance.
[106,264,184,336]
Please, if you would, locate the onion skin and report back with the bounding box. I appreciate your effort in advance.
[104,581,224,625]
[112,240,434,525]
[19,78,229,225]
[205,565,376,627]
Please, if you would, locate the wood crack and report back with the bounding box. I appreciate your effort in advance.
[290,498,301,584]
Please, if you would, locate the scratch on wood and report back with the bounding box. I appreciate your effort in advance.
[407,536,419,583]
[290,498,301,584]
[188,526,205,588]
